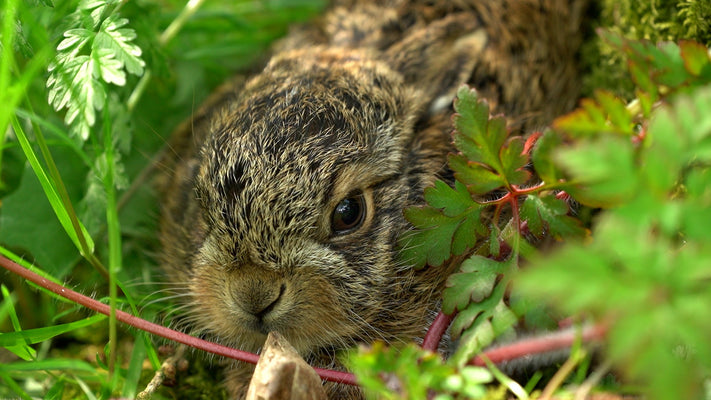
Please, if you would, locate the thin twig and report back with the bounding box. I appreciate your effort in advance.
[0,254,358,386]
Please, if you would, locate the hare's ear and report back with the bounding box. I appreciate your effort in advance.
[384,14,487,115]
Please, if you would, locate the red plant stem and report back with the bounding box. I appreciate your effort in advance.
[0,255,358,386]
[2,254,608,386]
[421,311,455,351]
[468,323,608,366]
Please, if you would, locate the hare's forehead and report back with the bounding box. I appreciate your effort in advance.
[205,86,408,187]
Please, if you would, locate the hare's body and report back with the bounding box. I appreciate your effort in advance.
[158,0,586,397]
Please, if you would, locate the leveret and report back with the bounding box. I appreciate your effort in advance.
[157,0,586,398]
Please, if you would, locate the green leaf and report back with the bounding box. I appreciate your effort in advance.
[450,154,505,194]
[0,358,97,373]
[1,286,36,361]
[95,15,145,77]
[442,256,503,314]
[56,28,92,55]
[399,207,460,269]
[450,297,515,367]
[424,180,476,217]
[519,195,584,238]
[629,61,658,105]
[401,179,487,268]
[554,136,638,208]
[451,212,485,256]
[553,91,633,137]
[0,314,106,347]
[47,55,106,140]
[399,203,485,269]
[452,85,505,171]
[93,47,126,86]
[499,136,530,186]
[7,117,95,268]
[594,90,633,134]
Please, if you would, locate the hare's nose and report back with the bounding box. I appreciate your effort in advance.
[245,283,286,319]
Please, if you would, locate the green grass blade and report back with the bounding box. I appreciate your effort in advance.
[0,314,106,347]
[14,108,92,167]
[9,115,96,258]
[0,285,37,360]
[0,358,97,373]
[74,374,99,400]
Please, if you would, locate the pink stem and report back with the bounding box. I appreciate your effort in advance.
[469,323,608,366]
[421,311,455,351]
[0,255,358,386]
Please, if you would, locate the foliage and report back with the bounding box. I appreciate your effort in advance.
[348,342,503,400]
[354,32,711,400]
[0,0,324,398]
[3,0,711,399]
[518,35,711,400]
[581,0,711,98]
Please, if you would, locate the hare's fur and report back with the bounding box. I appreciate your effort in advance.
[158,0,587,397]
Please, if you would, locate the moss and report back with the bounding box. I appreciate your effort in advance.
[580,0,711,98]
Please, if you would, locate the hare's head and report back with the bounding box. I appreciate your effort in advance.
[188,49,417,351]
[183,23,485,354]
[154,9,490,358]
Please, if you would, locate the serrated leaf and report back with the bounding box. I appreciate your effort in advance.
[654,41,691,88]
[553,99,606,136]
[95,15,145,77]
[450,154,504,194]
[57,28,92,53]
[399,208,459,269]
[641,107,684,194]
[450,283,506,344]
[400,200,485,268]
[519,197,544,236]
[520,195,584,238]
[451,212,486,255]
[642,86,711,196]
[453,85,505,171]
[424,180,476,217]
[65,58,104,128]
[499,136,530,186]
[443,256,503,313]
[629,61,658,104]
[93,47,125,85]
[554,91,633,137]
[452,318,494,366]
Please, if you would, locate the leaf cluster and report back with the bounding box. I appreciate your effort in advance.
[581,0,711,98]
[357,33,711,400]
[46,0,145,140]
[397,85,585,369]
[348,342,500,400]
[517,35,711,400]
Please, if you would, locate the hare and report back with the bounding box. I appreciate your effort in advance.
[157,0,587,398]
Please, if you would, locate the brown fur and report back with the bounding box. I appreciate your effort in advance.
[157,1,587,398]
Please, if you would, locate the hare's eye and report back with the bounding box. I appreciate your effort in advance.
[331,192,366,234]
